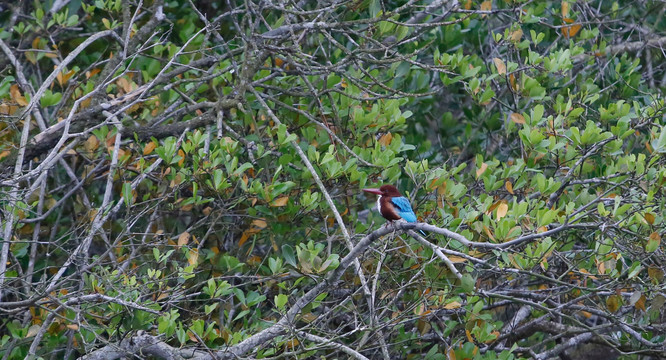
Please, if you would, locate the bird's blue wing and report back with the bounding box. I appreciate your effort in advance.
[390,197,417,223]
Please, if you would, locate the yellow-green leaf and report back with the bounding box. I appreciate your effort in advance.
[493,58,506,75]
[646,232,660,252]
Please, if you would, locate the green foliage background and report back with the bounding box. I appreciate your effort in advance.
[0,0,665,359]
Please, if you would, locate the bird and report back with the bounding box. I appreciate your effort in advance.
[362,185,425,235]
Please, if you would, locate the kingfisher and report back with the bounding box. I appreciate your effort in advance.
[363,185,425,235]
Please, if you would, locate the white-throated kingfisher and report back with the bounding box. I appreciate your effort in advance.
[363,185,425,235]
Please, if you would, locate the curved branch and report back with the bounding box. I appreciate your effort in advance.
[79,331,196,360]
[216,224,402,359]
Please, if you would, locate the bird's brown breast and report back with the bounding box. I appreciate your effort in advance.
[380,196,401,221]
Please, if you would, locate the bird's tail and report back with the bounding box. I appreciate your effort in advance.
[408,220,426,236]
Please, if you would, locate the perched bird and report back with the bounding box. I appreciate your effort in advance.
[363,185,425,235]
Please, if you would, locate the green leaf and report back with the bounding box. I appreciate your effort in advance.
[275,294,288,309]
[461,273,475,294]
[40,90,62,107]
[122,182,132,207]
[652,126,666,153]
[282,245,297,267]
[627,261,643,279]
[233,309,250,321]
[531,104,544,125]
[646,232,661,252]
[204,303,218,315]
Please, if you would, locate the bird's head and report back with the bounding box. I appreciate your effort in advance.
[362,184,402,197]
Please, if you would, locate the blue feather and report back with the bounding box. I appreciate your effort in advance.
[390,197,417,223]
[390,196,426,235]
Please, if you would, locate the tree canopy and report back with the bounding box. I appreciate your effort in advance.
[1,0,665,359]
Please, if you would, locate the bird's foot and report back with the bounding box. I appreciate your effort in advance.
[384,221,399,232]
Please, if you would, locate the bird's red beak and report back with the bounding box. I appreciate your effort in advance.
[362,188,383,195]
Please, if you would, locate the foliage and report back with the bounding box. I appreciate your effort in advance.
[0,0,665,359]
